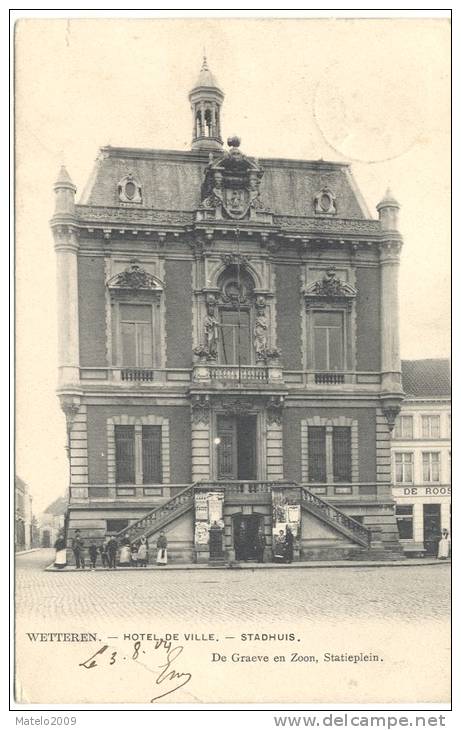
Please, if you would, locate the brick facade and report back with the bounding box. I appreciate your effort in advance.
[52,60,405,562]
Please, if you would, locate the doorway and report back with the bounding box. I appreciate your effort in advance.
[423,503,441,556]
[216,414,257,480]
[233,514,263,561]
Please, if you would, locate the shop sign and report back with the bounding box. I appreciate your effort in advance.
[393,486,451,498]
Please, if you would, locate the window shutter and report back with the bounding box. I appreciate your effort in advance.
[142,426,162,483]
[308,426,327,483]
[332,426,352,482]
[115,426,135,484]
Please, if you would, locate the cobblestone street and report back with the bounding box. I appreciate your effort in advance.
[16,549,450,624]
[15,549,451,704]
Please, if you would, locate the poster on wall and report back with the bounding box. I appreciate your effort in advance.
[272,486,301,559]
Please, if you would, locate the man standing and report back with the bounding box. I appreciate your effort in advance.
[71,529,85,569]
[107,536,118,569]
[255,527,266,563]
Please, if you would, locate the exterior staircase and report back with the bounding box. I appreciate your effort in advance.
[115,481,373,551]
[115,483,194,543]
[300,485,371,548]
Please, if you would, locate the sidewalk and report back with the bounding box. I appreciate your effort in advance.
[15,548,42,556]
[45,557,450,572]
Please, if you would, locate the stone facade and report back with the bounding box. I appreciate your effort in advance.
[52,59,405,563]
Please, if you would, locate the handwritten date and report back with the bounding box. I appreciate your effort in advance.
[79,639,192,702]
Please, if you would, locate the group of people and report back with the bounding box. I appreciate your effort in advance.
[53,529,168,569]
[234,524,295,564]
[273,526,295,564]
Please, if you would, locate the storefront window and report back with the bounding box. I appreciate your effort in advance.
[396,505,413,540]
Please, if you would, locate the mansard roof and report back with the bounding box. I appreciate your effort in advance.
[79,146,371,219]
[401,359,451,399]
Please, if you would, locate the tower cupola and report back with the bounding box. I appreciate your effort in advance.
[376,188,400,231]
[189,56,224,151]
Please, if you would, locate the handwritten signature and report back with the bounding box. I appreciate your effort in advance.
[79,639,192,702]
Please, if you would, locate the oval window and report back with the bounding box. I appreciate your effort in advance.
[125,181,136,200]
[320,193,331,211]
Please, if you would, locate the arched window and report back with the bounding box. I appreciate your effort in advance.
[204,108,212,137]
[195,109,202,138]
[216,266,255,366]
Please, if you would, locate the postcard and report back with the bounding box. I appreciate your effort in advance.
[14,15,451,707]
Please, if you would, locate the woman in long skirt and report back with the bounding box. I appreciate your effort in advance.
[438,529,450,560]
[138,536,148,567]
[156,532,168,565]
[119,538,132,566]
[53,536,67,569]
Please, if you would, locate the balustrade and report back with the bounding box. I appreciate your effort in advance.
[315,372,345,385]
[209,365,268,382]
[300,485,371,545]
[121,368,155,382]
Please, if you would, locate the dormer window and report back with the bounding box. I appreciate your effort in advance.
[313,186,337,215]
[118,173,142,204]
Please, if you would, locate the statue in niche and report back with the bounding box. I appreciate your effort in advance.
[254,314,268,360]
[203,299,219,360]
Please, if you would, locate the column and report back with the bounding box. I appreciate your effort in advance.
[54,229,80,386]
[380,240,402,393]
[191,397,211,482]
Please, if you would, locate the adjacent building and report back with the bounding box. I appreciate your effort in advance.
[52,58,406,563]
[392,359,451,556]
[39,495,67,548]
[15,476,34,551]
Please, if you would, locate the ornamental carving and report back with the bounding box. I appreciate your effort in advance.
[384,406,401,430]
[266,396,284,426]
[191,395,211,425]
[313,186,337,216]
[107,260,164,291]
[199,138,269,221]
[221,398,255,416]
[76,205,195,226]
[118,173,142,204]
[274,215,380,234]
[304,267,357,302]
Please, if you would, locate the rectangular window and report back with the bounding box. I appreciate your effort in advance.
[332,426,352,482]
[142,425,162,484]
[115,426,135,484]
[396,505,413,540]
[219,309,251,365]
[394,415,413,439]
[422,452,440,482]
[308,426,327,483]
[106,519,129,535]
[421,415,440,439]
[395,452,414,483]
[119,303,153,368]
[313,311,344,371]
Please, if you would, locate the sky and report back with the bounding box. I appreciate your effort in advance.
[15,17,450,513]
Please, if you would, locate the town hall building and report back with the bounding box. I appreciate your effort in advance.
[52,58,405,563]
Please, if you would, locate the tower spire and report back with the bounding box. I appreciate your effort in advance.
[189,56,224,151]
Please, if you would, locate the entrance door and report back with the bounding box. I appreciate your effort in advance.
[423,503,441,556]
[216,414,257,480]
[233,514,263,560]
